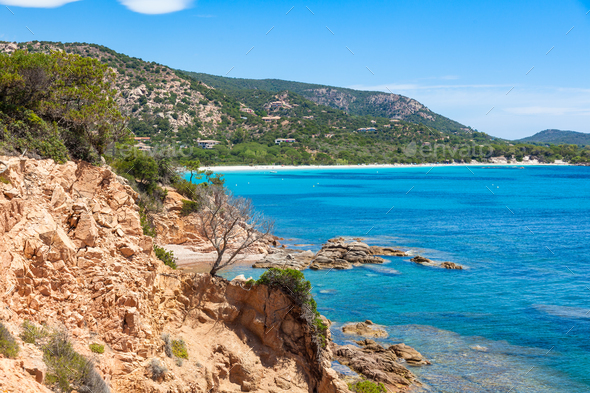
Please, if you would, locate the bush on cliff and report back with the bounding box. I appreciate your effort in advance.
[0,322,20,358]
[180,199,201,216]
[20,319,49,344]
[154,244,177,269]
[42,329,110,393]
[348,380,387,393]
[256,268,328,349]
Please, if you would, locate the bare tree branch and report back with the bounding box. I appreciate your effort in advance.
[195,186,274,276]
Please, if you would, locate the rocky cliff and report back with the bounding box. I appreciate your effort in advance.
[0,157,347,393]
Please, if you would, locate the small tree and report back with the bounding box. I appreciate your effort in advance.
[185,160,202,183]
[196,186,273,276]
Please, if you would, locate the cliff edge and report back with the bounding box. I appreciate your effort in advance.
[0,157,347,393]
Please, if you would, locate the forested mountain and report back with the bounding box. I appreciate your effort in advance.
[182,72,469,134]
[517,129,590,145]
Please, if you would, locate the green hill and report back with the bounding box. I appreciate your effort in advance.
[181,72,470,135]
[517,129,590,145]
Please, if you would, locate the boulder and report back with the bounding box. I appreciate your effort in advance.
[389,343,431,365]
[441,261,463,270]
[253,248,314,270]
[410,255,432,265]
[369,246,407,257]
[333,344,418,388]
[309,238,400,270]
[342,322,388,338]
[74,212,99,247]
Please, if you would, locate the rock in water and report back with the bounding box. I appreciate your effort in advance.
[441,261,463,269]
[333,343,420,388]
[310,238,388,270]
[388,343,431,365]
[410,255,432,264]
[342,321,388,338]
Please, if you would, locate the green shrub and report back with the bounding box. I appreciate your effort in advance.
[42,330,110,393]
[154,245,177,269]
[348,380,386,393]
[256,268,328,349]
[89,343,105,354]
[180,199,201,216]
[171,339,188,360]
[0,322,20,358]
[20,320,49,345]
[172,179,200,200]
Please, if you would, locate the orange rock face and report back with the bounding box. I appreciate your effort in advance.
[0,157,348,393]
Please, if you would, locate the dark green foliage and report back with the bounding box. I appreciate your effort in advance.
[42,330,110,393]
[139,203,156,237]
[257,268,328,349]
[348,380,387,393]
[0,49,127,162]
[154,244,177,269]
[173,179,200,200]
[89,343,104,354]
[0,322,20,358]
[180,199,201,216]
[20,319,49,344]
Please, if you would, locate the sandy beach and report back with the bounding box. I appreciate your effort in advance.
[202,160,570,173]
[164,244,265,274]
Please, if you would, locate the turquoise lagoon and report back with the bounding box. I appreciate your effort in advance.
[206,165,589,392]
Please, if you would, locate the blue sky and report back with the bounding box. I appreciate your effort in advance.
[1,0,589,139]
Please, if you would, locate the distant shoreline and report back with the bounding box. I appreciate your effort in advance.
[202,161,571,172]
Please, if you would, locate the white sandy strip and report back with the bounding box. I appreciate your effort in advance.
[164,244,264,269]
[201,162,570,173]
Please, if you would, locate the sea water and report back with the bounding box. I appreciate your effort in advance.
[208,165,590,392]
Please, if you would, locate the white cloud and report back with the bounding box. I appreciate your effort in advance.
[0,0,79,7]
[118,0,194,14]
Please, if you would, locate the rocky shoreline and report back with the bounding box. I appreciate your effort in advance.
[253,237,464,271]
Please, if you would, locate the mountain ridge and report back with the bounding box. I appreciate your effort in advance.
[517,129,590,145]
[181,72,470,134]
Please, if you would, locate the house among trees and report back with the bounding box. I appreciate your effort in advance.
[269,100,292,109]
[275,138,296,145]
[262,116,281,122]
[196,139,221,149]
[240,107,255,114]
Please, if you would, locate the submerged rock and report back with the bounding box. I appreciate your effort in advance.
[411,256,463,270]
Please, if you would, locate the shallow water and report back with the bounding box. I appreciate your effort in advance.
[208,165,590,392]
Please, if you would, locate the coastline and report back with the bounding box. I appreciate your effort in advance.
[202,161,571,172]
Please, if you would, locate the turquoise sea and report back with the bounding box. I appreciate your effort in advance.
[211,165,590,392]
